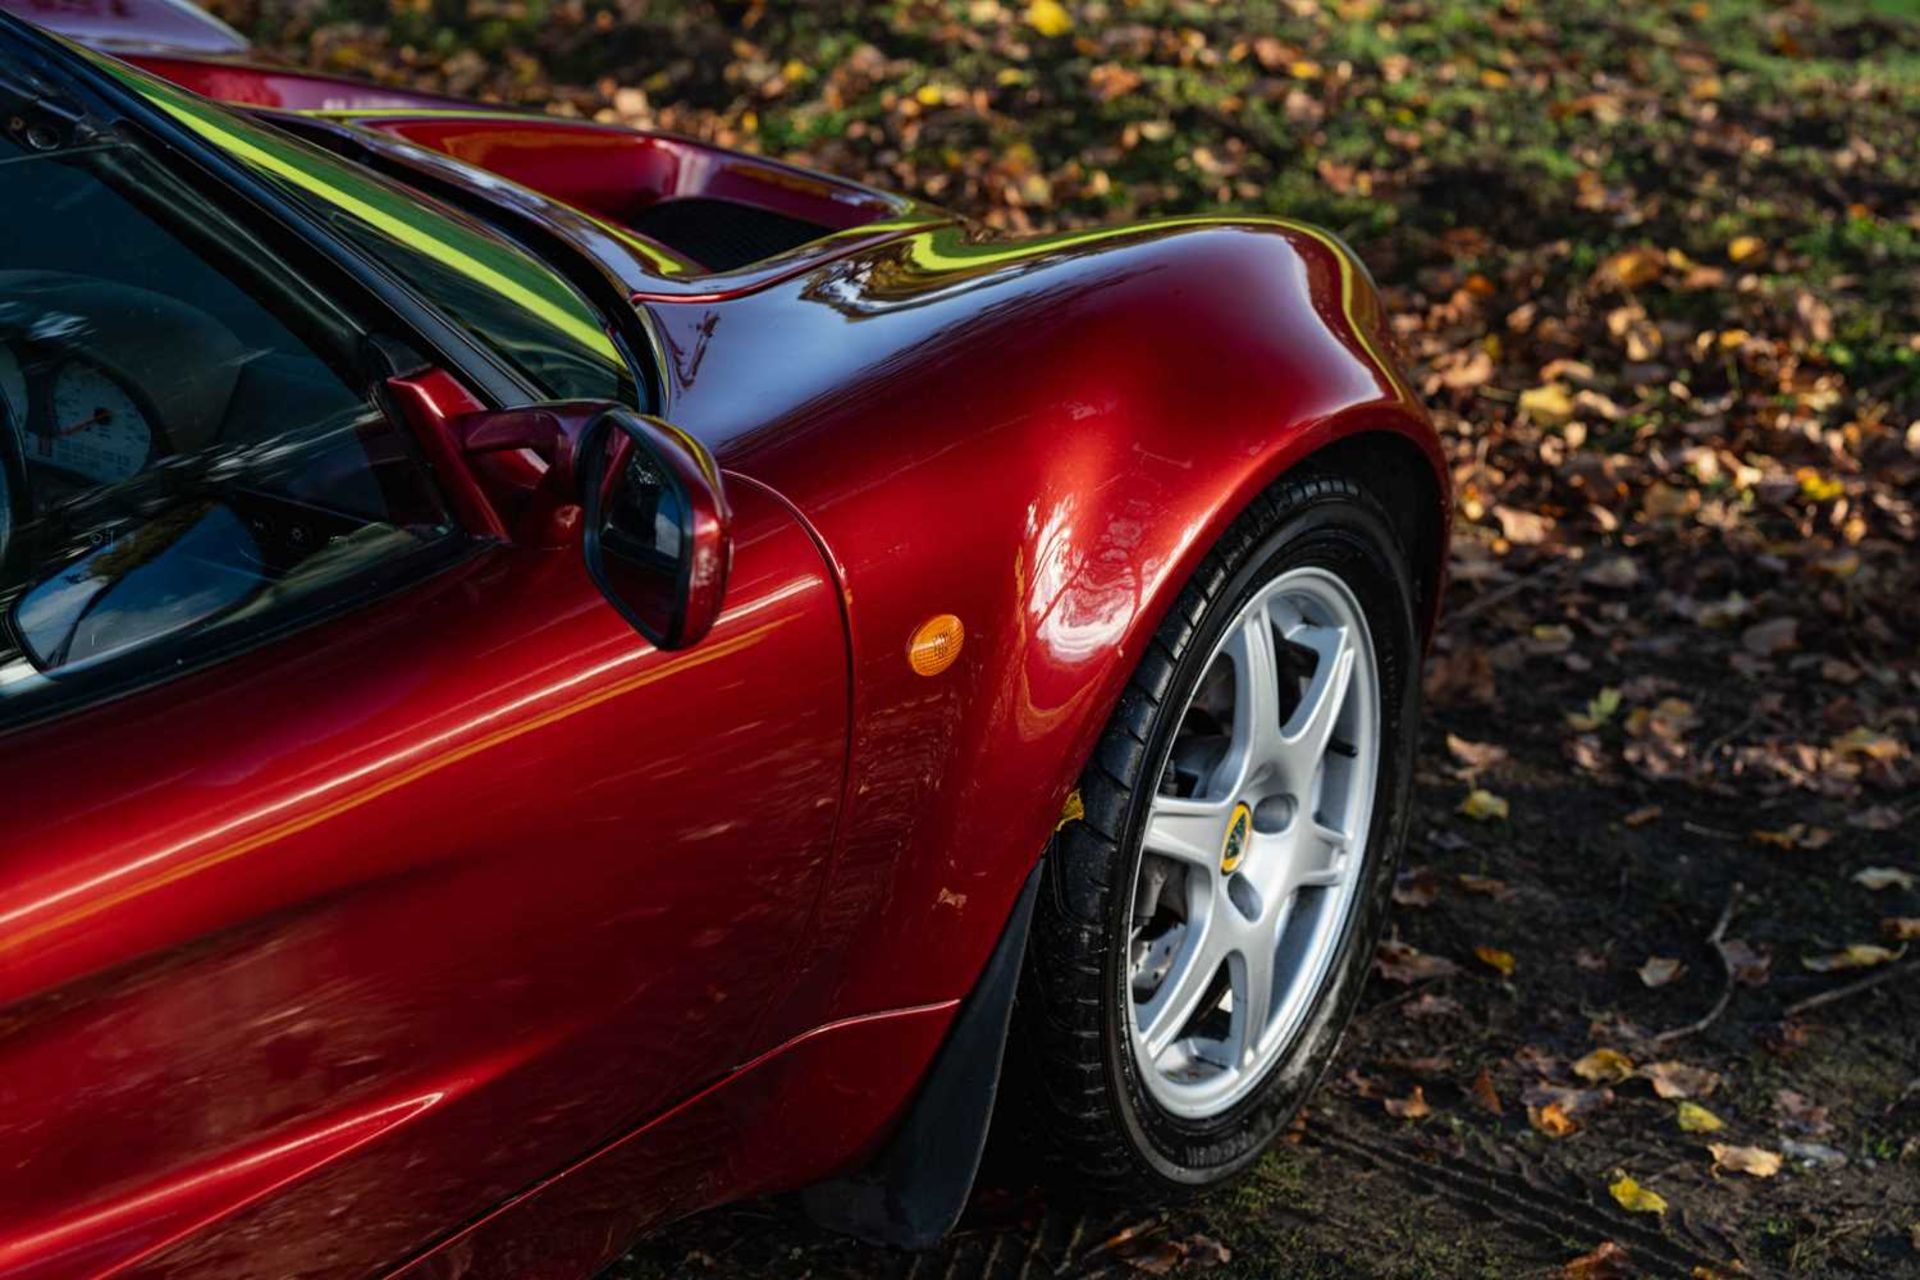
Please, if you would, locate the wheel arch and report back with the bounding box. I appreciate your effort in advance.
[1291,428,1451,644]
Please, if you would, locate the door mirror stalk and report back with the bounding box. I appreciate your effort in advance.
[452,402,606,550]
[386,375,731,649]
[453,403,731,649]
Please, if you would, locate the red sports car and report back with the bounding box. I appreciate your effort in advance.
[0,7,1448,1278]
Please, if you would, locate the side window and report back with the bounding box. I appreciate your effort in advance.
[0,121,459,723]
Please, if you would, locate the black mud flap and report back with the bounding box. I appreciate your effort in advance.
[800,858,1044,1250]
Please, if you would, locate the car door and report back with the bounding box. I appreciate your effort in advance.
[0,36,848,1280]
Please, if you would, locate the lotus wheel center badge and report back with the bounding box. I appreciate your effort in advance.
[1220,802,1252,874]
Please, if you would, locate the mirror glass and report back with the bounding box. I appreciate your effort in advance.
[583,418,694,647]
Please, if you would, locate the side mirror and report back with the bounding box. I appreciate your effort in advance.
[577,410,732,650]
[384,373,731,651]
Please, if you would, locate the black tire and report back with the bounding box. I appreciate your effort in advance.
[1012,470,1422,1196]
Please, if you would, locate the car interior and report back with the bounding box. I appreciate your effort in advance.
[0,129,451,696]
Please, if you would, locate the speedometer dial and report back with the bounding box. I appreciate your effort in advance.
[45,362,153,485]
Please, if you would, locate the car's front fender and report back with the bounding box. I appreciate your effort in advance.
[645,216,1446,1047]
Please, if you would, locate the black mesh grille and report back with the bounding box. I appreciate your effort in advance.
[627,197,832,271]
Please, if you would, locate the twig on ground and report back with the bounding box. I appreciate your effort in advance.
[1703,711,1763,759]
[1356,975,1447,1023]
[1786,961,1920,1018]
[1442,555,1581,630]
[1650,882,1742,1045]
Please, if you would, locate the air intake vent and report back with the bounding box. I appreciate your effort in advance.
[628,197,832,272]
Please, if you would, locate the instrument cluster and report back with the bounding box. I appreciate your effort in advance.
[0,339,164,569]
[0,343,159,487]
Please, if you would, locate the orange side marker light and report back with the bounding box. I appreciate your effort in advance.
[908,614,965,677]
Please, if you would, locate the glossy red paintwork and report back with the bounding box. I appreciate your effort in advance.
[0,460,851,1277]
[128,51,481,110]
[647,219,1445,1052]
[0,23,1451,1280]
[372,116,909,234]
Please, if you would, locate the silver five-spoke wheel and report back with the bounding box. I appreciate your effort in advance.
[1125,565,1379,1119]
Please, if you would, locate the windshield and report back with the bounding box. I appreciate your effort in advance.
[82,49,634,406]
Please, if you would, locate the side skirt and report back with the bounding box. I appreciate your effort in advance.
[801,857,1045,1249]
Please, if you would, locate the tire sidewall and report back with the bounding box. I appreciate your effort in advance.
[1102,491,1422,1186]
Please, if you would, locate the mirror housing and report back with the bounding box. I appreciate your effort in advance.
[578,410,731,650]
[389,375,732,651]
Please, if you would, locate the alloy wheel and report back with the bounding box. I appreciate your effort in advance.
[1124,565,1380,1120]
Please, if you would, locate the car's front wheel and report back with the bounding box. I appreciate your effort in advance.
[1016,470,1421,1193]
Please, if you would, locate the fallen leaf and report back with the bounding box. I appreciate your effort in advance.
[1854,867,1917,892]
[1608,1175,1668,1214]
[1458,873,1512,899]
[1637,956,1685,988]
[1676,1101,1725,1133]
[1469,1065,1502,1115]
[1393,866,1441,907]
[1182,1235,1231,1269]
[1524,1083,1614,1121]
[1459,788,1510,821]
[1830,727,1902,761]
[1119,1242,1182,1275]
[1574,1048,1636,1084]
[1643,481,1697,520]
[1531,622,1575,653]
[1568,686,1622,731]
[1626,697,1697,740]
[1375,939,1459,984]
[1582,557,1641,590]
[1494,505,1553,545]
[1624,805,1663,828]
[1514,1045,1560,1074]
[1849,806,1904,832]
[1719,938,1773,986]
[1530,1101,1578,1137]
[1741,616,1798,656]
[1641,1061,1722,1099]
[1727,234,1766,263]
[1561,1241,1637,1280]
[1751,823,1834,852]
[1384,1086,1431,1119]
[1596,245,1665,289]
[1695,593,1754,629]
[1520,382,1576,425]
[1708,1143,1782,1178]
[1475,945,1517,976]
[1446,733,1508,772]
[1774,1088,1833,1137]
[1801,944,1900,973]
[1022,0,1073,38]
[1086,1222,1160,1269]
[1402,991,1462,1019]
[1795,467,1844,502]
[1425,647,1497,707]
[1882,918,1920,942]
